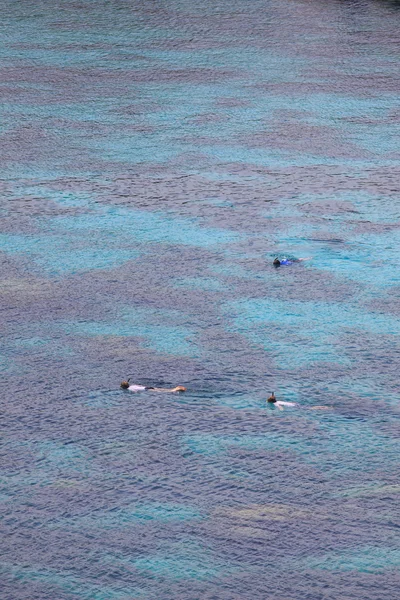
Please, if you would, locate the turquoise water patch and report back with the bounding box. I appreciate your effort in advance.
[0,562,141,600]
[317,418,400,464]
[315,256,400,289]
[274,92,398,129]
[33,441,89,472]
[201,198,235,208]
[0,98,131,126]
[0,442,92,487]
[263,201,303,219]
[334,483,400,499]
[193,91,400,166]
[18,186,95,208]
[314,231,400,288]
[264,338,350,369]
[208,263,259,280]
[81,390,121,409]
[183,432,310,457]
[51,247,136,274]
[14,336,75,358]
[200,144,348,168]
[0,492,13,504]
[224,298,400,368]
[50,205,242,248]
[263,218,347,248]
[15,337,52,348]
[1,47,112,68]
[292,190,400,224]
[324,377,399,408]
[0,472,58,492]
[114,540,232,581]
[60,306,199,357]
[214,503,323,523]
[183,417,400,475]
[52,503,203,530]
[0,353,12,373]
[172,276,224,291]
[214,393,267,410]
[349,191,400,223]
[0,233,139,276]
[86,131,188,164]
[305,546,400,573]
[354,123,400,156]
[141,46,304,82]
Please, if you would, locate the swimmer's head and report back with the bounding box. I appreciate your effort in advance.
[273,258,281,267]
[174,386,187,392]
[267,391,276,403]
[120,379,130,389]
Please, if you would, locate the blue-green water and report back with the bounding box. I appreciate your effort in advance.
[1,1,400,598]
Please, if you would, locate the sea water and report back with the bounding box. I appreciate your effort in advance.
[1,1,400,598]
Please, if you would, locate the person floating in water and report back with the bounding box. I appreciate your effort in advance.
[273,257,311,267]
[267,391,297,409]
[120,379,186,393]
[267,392,329,410]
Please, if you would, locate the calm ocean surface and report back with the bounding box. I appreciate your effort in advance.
[1,1,400,598]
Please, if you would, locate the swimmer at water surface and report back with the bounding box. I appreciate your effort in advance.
[267,392,329,411]
[120,379,186,393]
[273,257,312,267]
[267,391,297,409]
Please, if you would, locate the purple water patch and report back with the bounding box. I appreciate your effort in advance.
[243,122,373,159]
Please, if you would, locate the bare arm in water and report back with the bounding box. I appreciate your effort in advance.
[148,386,186,393]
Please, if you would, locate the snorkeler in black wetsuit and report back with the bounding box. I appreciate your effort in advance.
[273,257,312,267]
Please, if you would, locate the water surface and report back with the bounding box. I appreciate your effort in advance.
[1,1,400,598]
